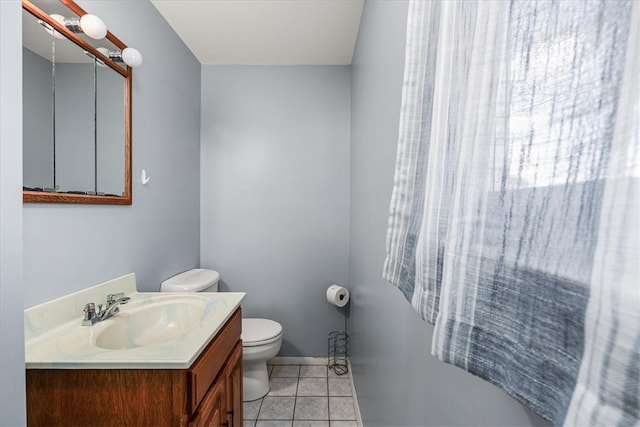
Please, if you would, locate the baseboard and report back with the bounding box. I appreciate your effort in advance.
[269,356,329,365]
[347,360,364,427]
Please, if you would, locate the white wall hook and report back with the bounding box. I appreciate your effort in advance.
[141,169,151,185]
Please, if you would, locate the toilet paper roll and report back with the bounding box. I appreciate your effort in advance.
[326,285,350,307]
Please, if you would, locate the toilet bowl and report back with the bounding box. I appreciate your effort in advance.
[242,318,282,400]
[160,269,283,401]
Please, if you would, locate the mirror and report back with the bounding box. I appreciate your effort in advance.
[22,0,132,204]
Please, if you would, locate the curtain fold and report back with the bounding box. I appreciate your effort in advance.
[383,0,639,425]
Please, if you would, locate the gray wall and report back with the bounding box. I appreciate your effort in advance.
[23,0,202,306]
[348,1,550,426]
[1,1,26,425]
[200,66,350,356]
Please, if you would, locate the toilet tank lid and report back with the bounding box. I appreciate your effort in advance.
[161,269,220,292]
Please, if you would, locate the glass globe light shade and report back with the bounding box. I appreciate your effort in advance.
[122,47,143,67]
[79,14,107,39]
[44,14,66,39]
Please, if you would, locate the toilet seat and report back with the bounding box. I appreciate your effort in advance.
[242,318,282,347]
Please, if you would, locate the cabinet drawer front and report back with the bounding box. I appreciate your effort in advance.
[189,379,225,427]
[188,308,242,414]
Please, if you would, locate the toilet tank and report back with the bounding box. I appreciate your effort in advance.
[160,269,220,292]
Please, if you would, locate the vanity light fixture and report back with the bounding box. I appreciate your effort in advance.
[38,9,142,68]
[40,12,107,40]
[97,46,143,68]
[41,14,66,39]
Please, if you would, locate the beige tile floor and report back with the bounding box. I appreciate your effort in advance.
[243,364,359,427]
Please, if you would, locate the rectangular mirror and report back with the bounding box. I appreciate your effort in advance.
[22,0,132,204]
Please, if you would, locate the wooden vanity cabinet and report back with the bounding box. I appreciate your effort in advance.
[190,342,242,427]
[224,340,243,426]
[189,376,226,426]
[26,308,243,427]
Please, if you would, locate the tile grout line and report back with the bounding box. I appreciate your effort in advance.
[292,367,300,422]
[253,364,358,425]
[326,367,330,422]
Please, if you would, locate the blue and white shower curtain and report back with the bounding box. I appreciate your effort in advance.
[383,1,639,425]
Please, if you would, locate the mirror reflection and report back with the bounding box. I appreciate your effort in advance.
[22,0,132,204]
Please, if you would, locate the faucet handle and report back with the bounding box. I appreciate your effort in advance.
[107,292,124,305]
[83,303,95,320]
[82,303,97,325]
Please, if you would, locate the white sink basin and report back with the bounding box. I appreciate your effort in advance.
[54,295,220,355]
[96,299,204,350]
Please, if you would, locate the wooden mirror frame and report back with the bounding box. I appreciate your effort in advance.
[22,0,132,205]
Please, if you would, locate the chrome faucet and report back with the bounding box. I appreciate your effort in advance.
[82,292,131,326]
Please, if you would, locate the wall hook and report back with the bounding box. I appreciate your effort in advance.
[141,169,151,185]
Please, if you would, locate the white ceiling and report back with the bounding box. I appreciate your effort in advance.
[150,0,364,65]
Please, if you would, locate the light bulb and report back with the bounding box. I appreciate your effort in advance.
[44,14,66,39]
[122,47,143,67]
[79,14,107,39]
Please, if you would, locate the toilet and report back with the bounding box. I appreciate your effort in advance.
[160,269,283,401]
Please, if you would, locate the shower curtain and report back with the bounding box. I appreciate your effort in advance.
[383,1,639,425]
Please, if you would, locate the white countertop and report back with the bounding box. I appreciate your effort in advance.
[24,273,245,369]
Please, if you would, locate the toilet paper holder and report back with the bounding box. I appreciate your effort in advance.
[327,284,350,376]
[328,330,349,376]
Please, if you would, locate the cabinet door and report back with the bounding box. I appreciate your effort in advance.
[224,342,243,426]
[189,379,226,427]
